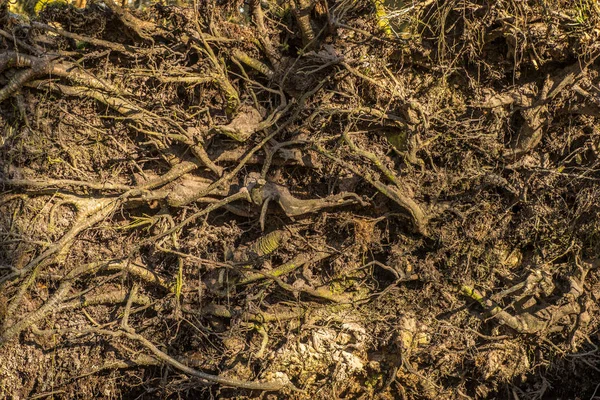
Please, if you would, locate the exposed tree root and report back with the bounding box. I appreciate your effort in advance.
[2,1,600,398]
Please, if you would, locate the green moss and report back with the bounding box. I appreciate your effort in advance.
[365,372,383,388]
[385,130,408,152]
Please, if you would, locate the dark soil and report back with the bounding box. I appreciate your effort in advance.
[2,0,600,398]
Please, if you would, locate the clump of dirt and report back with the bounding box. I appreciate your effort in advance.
[2,0,600,398]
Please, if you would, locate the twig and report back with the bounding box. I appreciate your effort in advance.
[30,22,137,53]
[314,143,428,235]
[96,327,297,391]
[121,284,139,331]
[1,178,131,192]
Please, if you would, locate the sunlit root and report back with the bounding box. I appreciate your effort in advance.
[250,178,366,217]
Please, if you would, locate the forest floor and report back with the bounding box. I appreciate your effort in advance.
[2,0,600,398]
